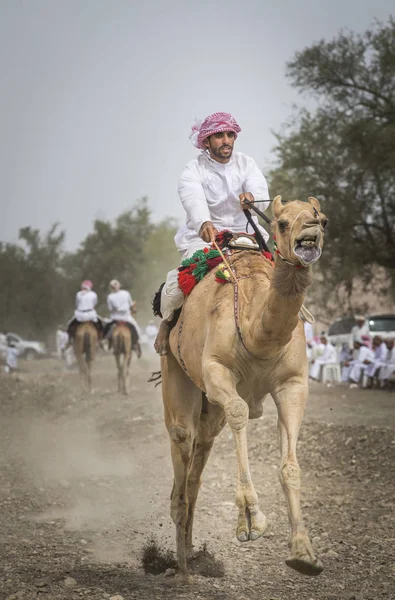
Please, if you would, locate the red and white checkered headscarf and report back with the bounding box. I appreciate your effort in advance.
[190,112,241,149]
[81,280,93,290]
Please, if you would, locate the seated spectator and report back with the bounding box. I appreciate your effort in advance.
[378,339,395,389]
[311,331,326,360]
[342,335,375,387]
[339,342,353,368]
[365,336,388,387]
[309,332,337,381]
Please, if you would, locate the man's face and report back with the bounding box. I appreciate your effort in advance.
[204,131,235,163]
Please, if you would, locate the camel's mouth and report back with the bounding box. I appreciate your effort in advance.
[293,238,322,266]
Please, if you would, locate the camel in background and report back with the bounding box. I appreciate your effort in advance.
[112,323,132,395]
[161,196,327,578]
[74,322,98,393]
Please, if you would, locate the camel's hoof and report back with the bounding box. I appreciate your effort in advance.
[237,511,268,542]
[249,529,261,541]
[285,556,323,576]
[237,531,249,542]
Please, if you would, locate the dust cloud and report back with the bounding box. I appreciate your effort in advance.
[1,359,171,565]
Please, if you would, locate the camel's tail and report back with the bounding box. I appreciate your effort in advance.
[114,333,125,355]
[83,331,91,362]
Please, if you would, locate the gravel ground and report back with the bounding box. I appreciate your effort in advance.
[0,355,394,600]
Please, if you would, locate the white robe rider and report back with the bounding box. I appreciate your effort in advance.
[107,289,140,335]
[74,290,98,322]
[161,151,270,321]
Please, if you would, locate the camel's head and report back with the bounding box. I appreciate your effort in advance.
[272,195,328,268]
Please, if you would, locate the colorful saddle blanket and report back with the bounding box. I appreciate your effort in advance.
[177,230,273,296]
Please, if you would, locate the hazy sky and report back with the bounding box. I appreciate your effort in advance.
[0,0,393,248]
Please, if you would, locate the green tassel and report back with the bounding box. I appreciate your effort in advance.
[181,248,209,268]
[193,261,209,281]
[215,267,229,281]
[206,249,221,259]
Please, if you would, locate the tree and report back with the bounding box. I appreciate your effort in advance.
[0,224,69,339]
[0,198,179,344]
[269,18,395,308]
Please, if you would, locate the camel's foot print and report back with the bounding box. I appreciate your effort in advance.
[163,572,192,586]
[236,507,268,542]
[285,555,323,576]
[187,545,225,578]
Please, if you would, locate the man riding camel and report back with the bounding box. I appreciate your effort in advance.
[155,111,270,354]
[67,280,103,342]
[104,279,141,356]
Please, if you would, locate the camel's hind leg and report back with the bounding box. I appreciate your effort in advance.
[122,345,132,395]
[272,381,323,576]
[114,352,122,393]
[162,352,202,575]
[203,361,268,543]
[74,339,88,392]
[113,332,128,394]
[86,331,97,393]
[184,395,226,556]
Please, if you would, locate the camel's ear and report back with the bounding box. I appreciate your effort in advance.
[272,195,284,219]
[307,196,321,212]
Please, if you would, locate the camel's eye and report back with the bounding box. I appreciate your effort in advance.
[321,219,328,230]
[278,219,289,233]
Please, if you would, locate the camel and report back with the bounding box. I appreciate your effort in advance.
[160,195,327,578]
[74,321,98,393]
[112,323,132,394]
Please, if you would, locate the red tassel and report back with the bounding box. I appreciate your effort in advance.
[178,271,197,295]
[206,256,223,270]
[215,276,229,285]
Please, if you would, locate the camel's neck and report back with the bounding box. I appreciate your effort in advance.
[256,258,312,348]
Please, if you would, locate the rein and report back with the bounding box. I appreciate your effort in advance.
[176,204,324,373]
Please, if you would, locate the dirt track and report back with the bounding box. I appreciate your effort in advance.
[1,354,394,600]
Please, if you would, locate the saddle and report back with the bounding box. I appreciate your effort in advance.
[152,230,273,320]
[216,230,261,251]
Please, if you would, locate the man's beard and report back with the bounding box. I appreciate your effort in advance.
[209,144,233,160]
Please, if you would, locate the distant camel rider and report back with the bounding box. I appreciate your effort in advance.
[155,111,270,355]
[103,279,141,355]
[67,280,103,342]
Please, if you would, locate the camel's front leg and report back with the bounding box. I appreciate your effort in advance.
[204,361,267,542]
[273,381,323,576]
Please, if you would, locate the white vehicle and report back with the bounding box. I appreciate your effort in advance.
[6,333,47,360]
[327,314,395,348]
